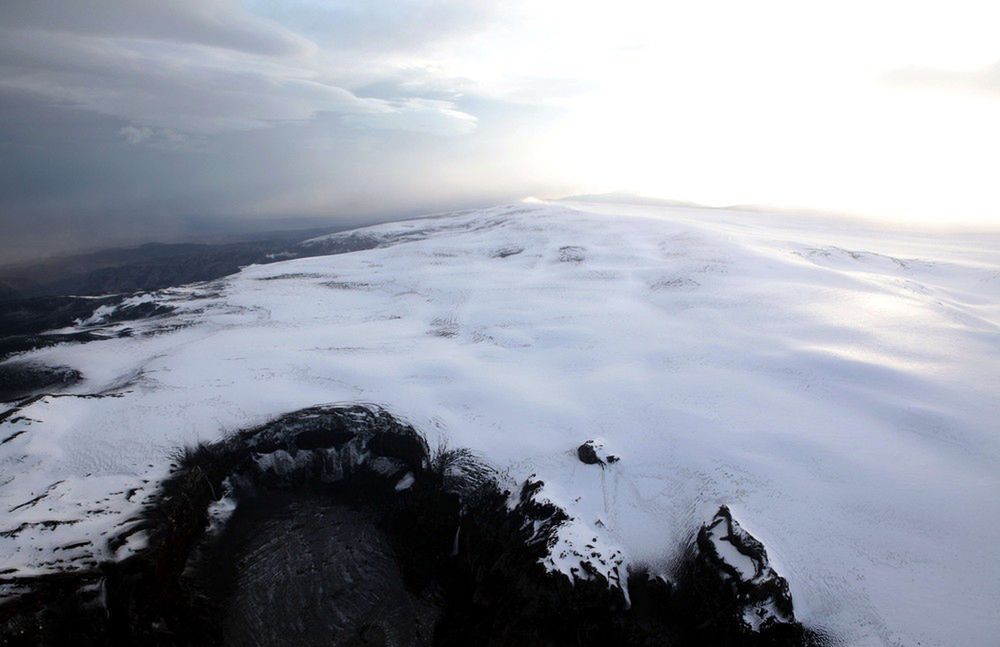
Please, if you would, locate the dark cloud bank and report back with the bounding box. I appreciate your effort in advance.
[0,1,564,264]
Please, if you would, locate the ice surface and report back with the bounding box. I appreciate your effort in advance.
[1,201,999,646]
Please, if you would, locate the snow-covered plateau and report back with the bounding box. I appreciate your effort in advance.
[1,199,998,646]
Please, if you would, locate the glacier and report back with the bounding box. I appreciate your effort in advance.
[1,199,998,646]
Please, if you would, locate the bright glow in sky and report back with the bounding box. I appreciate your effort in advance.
[436,1,1000,225]
[2,0,999,260]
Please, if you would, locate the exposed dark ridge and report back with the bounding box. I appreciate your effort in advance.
[0,222,386,304]
[0,228,350,302]
[0,331,116,362]
[0,364,82,402]
[0,405,825,647]
[0,291,167,361]
[0,228,386,360]
[0,296,119,336]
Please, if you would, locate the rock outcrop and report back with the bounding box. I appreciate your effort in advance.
[577,440,603,465]
[673,505,806,645]
[576,440,618,466]
[0,408,819,647]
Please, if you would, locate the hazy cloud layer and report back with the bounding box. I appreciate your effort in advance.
[0,0,525,262]
[2,0,998,263]
[0,1,478,135]
[1,0,312,55]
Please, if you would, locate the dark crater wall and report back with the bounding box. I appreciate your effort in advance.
[198,490,440,647]
[0,405,826,647]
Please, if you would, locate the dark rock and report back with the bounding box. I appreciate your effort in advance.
[99,300,174,325]
[0,291,173,360]
[292,418,356,449]
[0,295,118,338]
[197,490,438,647]
[625,570,674,638]
[369,427,429,471]
[672,505,806,645]
[1,405,434,646]
[577,440,604,465]
[0,225,361,303]
[0,363,82,402]
[0,408,820,647]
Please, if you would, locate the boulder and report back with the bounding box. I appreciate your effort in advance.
[577,440,603,465]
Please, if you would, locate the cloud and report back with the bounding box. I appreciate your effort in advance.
[0,0,570,262]
[344,98,477,136]
[118,125,154,144]
[0,0,478,136]
[246,0,497,55]
[0,0,313,56]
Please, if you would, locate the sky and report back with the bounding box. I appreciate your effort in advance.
[2,0,999,262]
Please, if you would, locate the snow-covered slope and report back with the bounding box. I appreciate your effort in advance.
[2,201,999,646]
